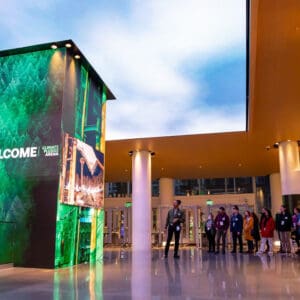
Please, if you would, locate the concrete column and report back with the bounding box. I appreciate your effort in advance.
[269,173,283,216]
[278,140,300,195]
[131,150,152,252]
[159,178,174,206]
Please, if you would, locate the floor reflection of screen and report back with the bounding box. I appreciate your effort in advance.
[59,133,104,208]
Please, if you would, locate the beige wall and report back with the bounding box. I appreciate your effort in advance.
[104,193,255,209]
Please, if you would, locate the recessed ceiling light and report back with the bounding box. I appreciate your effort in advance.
[65,43,72,48]
[51,44,57,49]
[74,54,81,59]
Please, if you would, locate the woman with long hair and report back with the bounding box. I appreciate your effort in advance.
[251,212,261,252]
[244,211,254,253]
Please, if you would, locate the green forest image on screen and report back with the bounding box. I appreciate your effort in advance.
[0,48,64,265]
[0,43,107,268]
[55,60,107,268]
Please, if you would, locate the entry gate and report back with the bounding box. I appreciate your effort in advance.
[104,205,204,248]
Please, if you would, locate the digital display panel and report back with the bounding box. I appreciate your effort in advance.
[59,133,104,209]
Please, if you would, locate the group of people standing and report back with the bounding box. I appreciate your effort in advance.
[163,200,300,258]
[205,205,300,255]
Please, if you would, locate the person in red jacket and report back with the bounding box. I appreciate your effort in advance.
[257,208,275,256]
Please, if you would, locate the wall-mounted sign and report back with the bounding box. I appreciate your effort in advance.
[206,200,214,206]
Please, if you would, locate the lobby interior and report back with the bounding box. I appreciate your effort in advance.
[1,0,300,299]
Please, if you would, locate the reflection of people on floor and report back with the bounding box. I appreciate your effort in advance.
[164,259,182,297]
[257,252,275,271]
[229,254,246,298]
[212,255,229,298]
[206,255,217,297]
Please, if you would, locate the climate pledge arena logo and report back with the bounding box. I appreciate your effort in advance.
[0,145,59,160]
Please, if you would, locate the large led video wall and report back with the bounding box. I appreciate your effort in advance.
[0,43,108,268]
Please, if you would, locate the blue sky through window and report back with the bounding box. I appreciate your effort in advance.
[0,0,247,140]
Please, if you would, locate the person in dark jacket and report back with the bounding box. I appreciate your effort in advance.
[276,205,292,253]
[205,213,216,253]
[214,207,230,254]
[251,212,261,252]
[275,212,283,253]
[164,200,185,258]
[230,205,243,253]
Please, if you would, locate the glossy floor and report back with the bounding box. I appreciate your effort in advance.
[0,248,299,299]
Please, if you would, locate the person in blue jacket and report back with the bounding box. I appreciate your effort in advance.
[230,205,244,253]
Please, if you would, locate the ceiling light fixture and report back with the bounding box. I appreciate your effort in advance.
[65,43,72,48]
[74,54,81,59]
[51,44,57,49]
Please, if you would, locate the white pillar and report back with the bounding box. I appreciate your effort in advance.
[278,140,300,195]
[159,178,174,206]
[158,178,174,244]
[132,150,152,252]
[270,173,283,216]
